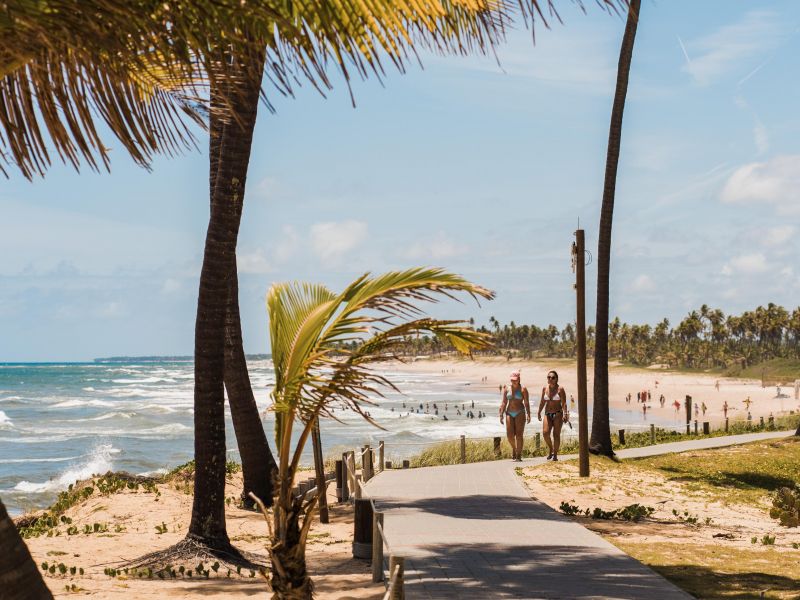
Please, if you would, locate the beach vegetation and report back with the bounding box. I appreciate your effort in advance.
[257,268,492,598]
[770,485,800,527]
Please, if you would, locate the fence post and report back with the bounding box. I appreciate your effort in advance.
[341,454,350,502]
[389,555,405,600]
[703,421,710,435]
[768,415,774,429]
[650,423,655,444]
[379,441,385,473]
[372,511,384,583]
[694,420,698,435]
[335,459,344,502]
[362,445,370,482]
[759,416,765,428]
[352,498,373,559]
[493,437,501,458]
[619,429,625,445]
[460,435,466,464]
[385,461,392,470]
[725,418,729,432]
[402,460,409,469]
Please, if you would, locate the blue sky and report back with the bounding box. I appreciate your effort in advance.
[2,0,800,361]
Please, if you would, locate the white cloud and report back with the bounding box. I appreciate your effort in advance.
[401,232,469,261]
[763,225,795,247]
[753,119,769,155]
[238,249,273,274]
[310,220,368,264]
[681,11,782,86]
[720,155,800,215]
[629,274,655,293]
[161,278,182,294]
[722,253,769,275]
[98,302,126,318]
[274,225,300,262]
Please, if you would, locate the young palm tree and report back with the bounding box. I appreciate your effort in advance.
[254,268,492,597]
[590,0,640,457]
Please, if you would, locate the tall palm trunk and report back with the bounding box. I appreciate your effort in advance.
[189,50,265,545]
[207,59,278,509]
[0,499,53,600]
[590,0,641,456]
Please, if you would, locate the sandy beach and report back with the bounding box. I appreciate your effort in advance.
[390,357,800,430]
[22,471,382,599]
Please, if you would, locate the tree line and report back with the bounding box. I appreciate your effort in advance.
[392,303,800,371]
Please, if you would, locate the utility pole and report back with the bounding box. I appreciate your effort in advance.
[573,229,590,477]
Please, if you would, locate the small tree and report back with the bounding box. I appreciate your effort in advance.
[256,267,493,598]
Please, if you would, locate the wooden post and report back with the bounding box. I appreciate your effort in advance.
[379,441,385,473]
[389,556,405,600]
[759,416,765,428]
[312,419,329,523]
[619,429,625,445]
[372,511,384,582]
[649,423,655,444]
[385,461,392,470]
[335,459,344,502]
[361,445,369,482]
[493,436,501,458]
[573,229,589,477]
[340,454,350,502]
[694,420,698,435]
[703,421,710,435]
[460,435,466,464]
[725,418,729,432]
[402,460,409,469]
[768,415,774,429]
[352,498,373,559]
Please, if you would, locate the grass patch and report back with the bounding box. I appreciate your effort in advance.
[613,541,800,600]
[407,415,800,468]
[729,358,800,381]
[631,437,800,507]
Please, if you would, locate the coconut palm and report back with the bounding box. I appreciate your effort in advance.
[252,268,492,597]
[0,500,52,600]
[590,0,640,457]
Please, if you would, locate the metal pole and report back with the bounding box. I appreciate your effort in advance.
[574,229,590,477]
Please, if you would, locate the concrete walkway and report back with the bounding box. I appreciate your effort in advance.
[365,429,795,599]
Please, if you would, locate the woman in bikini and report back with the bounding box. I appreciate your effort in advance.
[499,370,530,461]
[538,370,568,461]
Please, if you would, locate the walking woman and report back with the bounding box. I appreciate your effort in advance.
[499,370,530,461]
[538,370,568,461]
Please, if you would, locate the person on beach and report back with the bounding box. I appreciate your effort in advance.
[499,371,530,461]
[723,401,729,418]
[538,370,568,461]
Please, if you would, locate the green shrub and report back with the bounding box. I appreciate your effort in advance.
[769,485,800,527]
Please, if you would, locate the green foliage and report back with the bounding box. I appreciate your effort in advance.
[769,485,800,527]
[559,501,654,522]
[155,522,168,534]
[761,534,776,545]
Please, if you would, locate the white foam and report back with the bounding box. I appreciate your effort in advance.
[82,387,96,392]
[0,395,22,402]
[51,399,114,409]
[0,455,81,464]
[142,423,191,435]
[0,410,13,429]
[11,444,116,494]
[137,468,168,477]
[88,411,136,421]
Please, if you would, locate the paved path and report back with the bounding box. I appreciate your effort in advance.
[365,429,795,599]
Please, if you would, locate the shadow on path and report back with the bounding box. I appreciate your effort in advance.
[401,543,688,599]
[374,494,564,522]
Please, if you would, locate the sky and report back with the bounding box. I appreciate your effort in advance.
[2,0,800,361]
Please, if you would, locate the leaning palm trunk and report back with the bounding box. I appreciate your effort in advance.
[591,0,641,457]
[189,48,266,546]
[224,261,278,508]
[258,269,494,597]
[0,498,53,600]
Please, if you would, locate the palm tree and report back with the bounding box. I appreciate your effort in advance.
[0,500,53,600]
[256,268,493,597]
[590,0,640,457]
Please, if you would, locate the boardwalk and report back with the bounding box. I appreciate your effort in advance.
[365,429,794,599]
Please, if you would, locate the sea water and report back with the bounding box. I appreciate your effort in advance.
[0,358,668,516]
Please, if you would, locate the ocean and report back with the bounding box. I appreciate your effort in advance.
[0,358,667,516]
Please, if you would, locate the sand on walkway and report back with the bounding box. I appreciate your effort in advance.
[389,356,800,430]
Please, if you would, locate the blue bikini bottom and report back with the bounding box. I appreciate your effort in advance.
[507,410,522,418]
